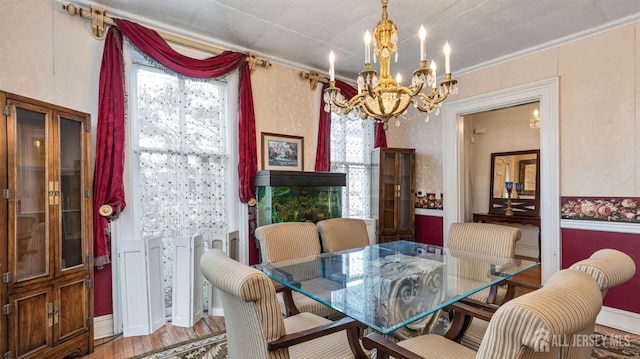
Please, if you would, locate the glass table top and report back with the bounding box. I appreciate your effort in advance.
[256,240,539,334]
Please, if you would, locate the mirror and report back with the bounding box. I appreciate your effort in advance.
[489,149,540,216]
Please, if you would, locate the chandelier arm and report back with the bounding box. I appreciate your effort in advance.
[401,83,423,97]
[413,86,450,112]
[345,93,368,109]
[330,90,358,109]
[362,101,381,119]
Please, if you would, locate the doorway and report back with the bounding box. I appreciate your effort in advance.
[442,78,560,283]
[464,103,541,260]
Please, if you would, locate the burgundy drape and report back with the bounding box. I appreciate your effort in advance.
[374,122,388,148]
[314,82,331,171]
[93,28,127,268]
[237,64,258,203]
[94,19,257,267]
[314,80,358,171]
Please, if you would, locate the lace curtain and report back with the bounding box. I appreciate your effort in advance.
[330,114,374,218]
[135,66,228,308]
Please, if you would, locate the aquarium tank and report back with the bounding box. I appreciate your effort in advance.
[256,171,346,226]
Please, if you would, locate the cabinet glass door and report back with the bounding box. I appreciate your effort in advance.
[12,105,49,282]
[398,152,413,231]
[381,151,397,231]
[59,117,83,270]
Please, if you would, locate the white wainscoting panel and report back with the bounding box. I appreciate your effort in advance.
[94,315,114,339]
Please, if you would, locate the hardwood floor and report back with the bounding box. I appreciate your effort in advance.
[511,256,542,297]
[79,316,225,359]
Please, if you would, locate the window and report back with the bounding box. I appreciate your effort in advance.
[131,64,229,309]
[330,115,374,218]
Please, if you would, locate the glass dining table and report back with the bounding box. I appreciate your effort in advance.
[256,240,539,334]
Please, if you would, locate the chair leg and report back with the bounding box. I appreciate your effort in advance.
[443,310,473,342]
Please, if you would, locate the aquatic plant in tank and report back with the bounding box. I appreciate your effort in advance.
[255,171,346,227]
[257,186,342,226]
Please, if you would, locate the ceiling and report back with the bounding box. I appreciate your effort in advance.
[71,0,640,81]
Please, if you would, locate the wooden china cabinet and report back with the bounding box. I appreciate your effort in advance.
[370,148,415,243]
[0,91,93,358]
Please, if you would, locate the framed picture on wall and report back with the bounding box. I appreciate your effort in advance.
[261,132,304,171]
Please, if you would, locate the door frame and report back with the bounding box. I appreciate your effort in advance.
[442,77,560,282]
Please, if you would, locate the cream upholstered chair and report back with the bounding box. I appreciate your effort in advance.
[445,222,523,349]
[562,248,636,359]
[448,222,522,257]
[458,248,637,355]
[448,222,522,305]
[362,268,603,359]
[255,222,338,318]
[200,249,368,359]
[317,218,370,252]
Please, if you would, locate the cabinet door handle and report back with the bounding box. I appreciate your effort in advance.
[54,181,60,205]
[53,300,60,324]
[48,302,54,327]
[48,181,55,205]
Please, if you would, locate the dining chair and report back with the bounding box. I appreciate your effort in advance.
[438,222,523,347]
[380,223,522,341]
[362,268,603,359]
[448,222,522,305]
[255,222,338,318]
[317,218,370,252]
[200,249,369,359]
[457,248,637,355]
[562,248,636,359]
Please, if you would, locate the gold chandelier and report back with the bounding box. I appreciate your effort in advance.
[324,0,458,130]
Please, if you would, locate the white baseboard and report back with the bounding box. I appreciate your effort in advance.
[596,306,640,335]
[94,315,115,339]
[515,243,538,259]
[209,308,225,316]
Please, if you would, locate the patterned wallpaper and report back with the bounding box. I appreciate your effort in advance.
[561,197,640,223]
[251,64,320,172]
[385,107,444,196]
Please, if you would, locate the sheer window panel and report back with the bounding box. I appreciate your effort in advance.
[330,114,374,218]
[134,64,228,310]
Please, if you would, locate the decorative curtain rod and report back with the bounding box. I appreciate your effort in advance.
[62,3,271,71]
[299,71,329,90]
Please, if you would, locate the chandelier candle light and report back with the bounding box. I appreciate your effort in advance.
[324,0,458,130]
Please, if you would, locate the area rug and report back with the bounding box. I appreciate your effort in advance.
[129,329,639,359]
[128,332,227,359]
[591,330,640,359]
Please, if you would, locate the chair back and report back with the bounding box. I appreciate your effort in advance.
[448,222,521,257]
[562,248,636,359]
[317,218,370,252]
[200,249,288,359]
[446,223,522,303]
[476,269,602,359]
[255,222,321,262]
[569,248,636,296]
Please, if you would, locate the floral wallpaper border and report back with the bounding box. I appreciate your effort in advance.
[561,197,640,223]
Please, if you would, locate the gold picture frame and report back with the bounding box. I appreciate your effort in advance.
[261,132,304,171]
